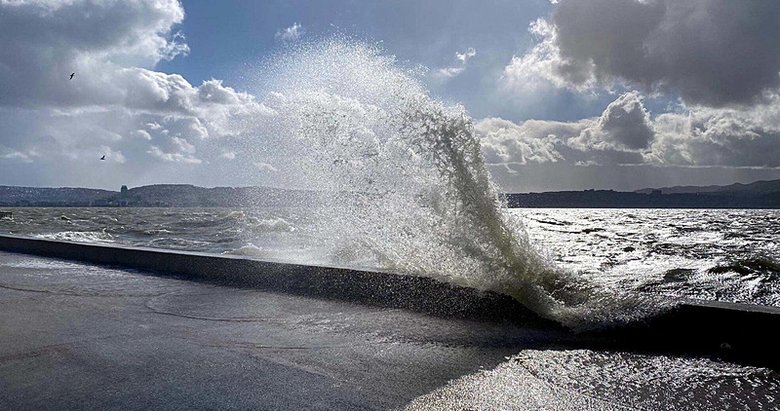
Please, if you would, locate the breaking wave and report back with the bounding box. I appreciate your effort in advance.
[249,217,296,233]
[35,230,114,244]
[225,242,267,257]
[242,39,662,329]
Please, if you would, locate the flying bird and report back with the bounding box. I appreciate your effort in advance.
[69,73,75,80]
[100,155,106,160]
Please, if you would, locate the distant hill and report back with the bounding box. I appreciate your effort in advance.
[0,186,115,206]
[634,179,780,195]
[2,179,780,208]
[507,178,780,208]
[0,184,317,207]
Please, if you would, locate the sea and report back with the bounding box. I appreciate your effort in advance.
[2,206,778,312]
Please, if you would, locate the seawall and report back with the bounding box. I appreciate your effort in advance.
[0,234,778,368]
[0,234,541,325]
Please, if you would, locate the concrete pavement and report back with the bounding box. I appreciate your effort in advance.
[1,250,779,410]
[0,251,576,410]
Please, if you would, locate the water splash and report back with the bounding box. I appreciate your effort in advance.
[244,39,662,329]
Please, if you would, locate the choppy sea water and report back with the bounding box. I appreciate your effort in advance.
[1,207,778,309]
[406,349,780,410]
[522,208,780,307]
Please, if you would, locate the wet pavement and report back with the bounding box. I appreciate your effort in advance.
[1,251,778,410]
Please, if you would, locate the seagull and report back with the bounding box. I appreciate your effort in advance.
[100,155,106,160]
[69,73,75,80]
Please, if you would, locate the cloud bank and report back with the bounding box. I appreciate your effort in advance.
[0,0,268,187]
[2,0,778,191]
[491,0,780,190]
[505,0,780,107]
[478,91,780,171]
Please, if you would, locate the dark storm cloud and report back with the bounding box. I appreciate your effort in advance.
[512,0,780,107]
[570,91,655,151]
[493,0,780,189]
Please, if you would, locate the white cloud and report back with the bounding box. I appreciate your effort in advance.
[254,162,278,173]
[0,0,189,108]
[479,91,780,169]
[275,22,304,42]
[132,129,152,141]
[496,0,780,181]
[648,98,780,168]
[435,47,477,79]
[475,117,565,165]
[147,145,201,164]
[437,67,465,78]
[0,148,34,163]
[98,146,126,164]
[171,137,195,154]
[455,47,476,64]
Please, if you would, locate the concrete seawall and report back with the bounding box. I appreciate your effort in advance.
[1,234,778,369]
[0,234,543,325]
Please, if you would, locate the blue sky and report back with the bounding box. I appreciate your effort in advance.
[1,0,780,192]
[159,0,575,120]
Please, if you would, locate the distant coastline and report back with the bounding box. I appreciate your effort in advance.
[2,179,780,208]
[0,184,316,208]
[506,179,780,209]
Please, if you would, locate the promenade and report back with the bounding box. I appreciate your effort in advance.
[1,248,778,409]
[0,250,585,409]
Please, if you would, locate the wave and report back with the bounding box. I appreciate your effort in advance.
[248,217,296,233]
[35,230,114,244]
[143,237,213,250]
[142,229,173,236]
[241,39,662,329]
[708,256,780,277]
[225,243,267,257]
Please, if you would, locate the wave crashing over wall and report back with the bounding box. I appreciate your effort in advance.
[243,39,662,329]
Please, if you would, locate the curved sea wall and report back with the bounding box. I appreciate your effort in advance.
[0,234,778,369]
[0,234,542,324]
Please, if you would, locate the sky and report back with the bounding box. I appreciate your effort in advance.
[1,0,779,192]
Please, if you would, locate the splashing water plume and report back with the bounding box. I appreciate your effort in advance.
[244,39,661,329]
